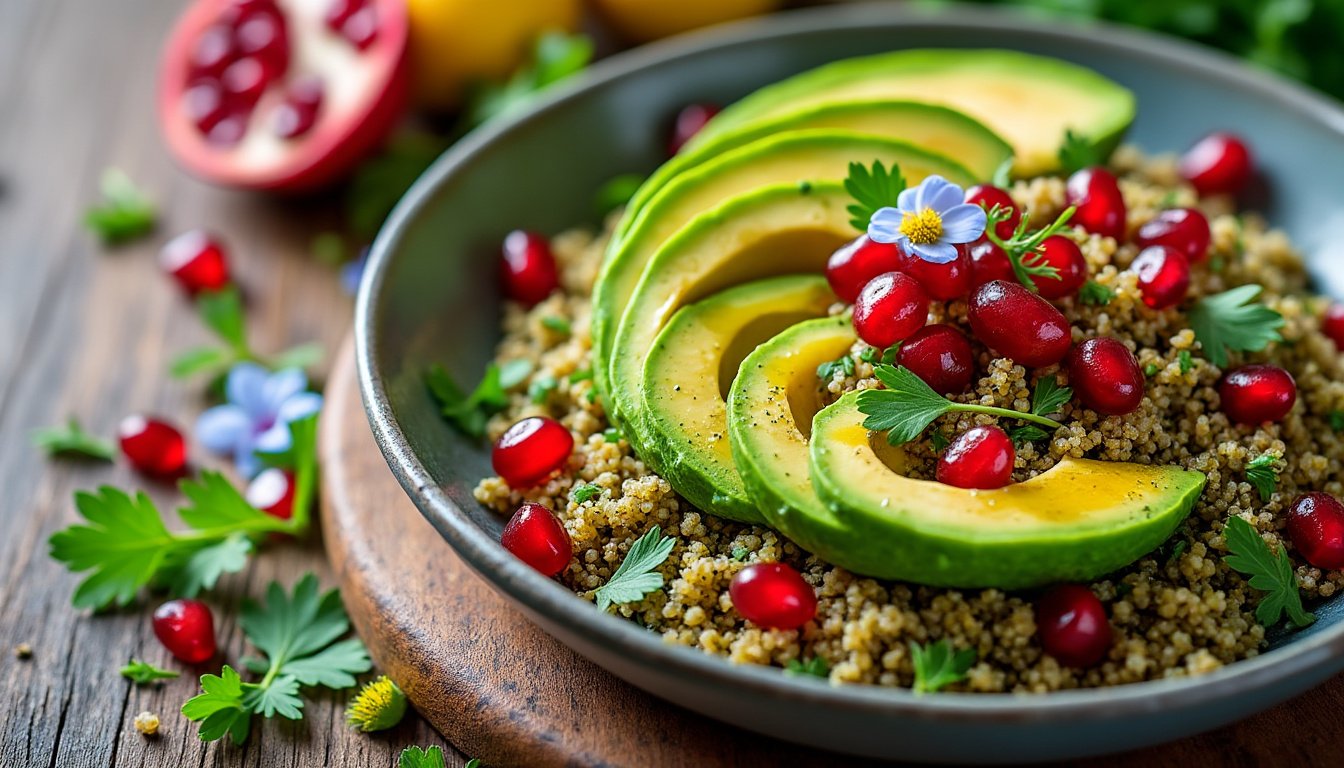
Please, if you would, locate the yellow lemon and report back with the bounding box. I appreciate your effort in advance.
[592,0,780,43]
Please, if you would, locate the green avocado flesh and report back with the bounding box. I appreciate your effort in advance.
[592,130,975,407]
[807,393,1207,587]
[690,49,1135,177]
[641,276,837,522]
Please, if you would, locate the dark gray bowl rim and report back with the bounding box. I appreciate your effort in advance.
[356,2,1344,723]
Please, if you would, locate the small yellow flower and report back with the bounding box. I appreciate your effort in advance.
[899,207,944,245]
[346,675,407,732]
[133,711,160,736]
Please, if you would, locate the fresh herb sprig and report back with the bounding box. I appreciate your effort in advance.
[31,417,116,461]
[171,287,323,381]
[1031,377,1073,418]
[1245,453,1281,503]
[398,747,450,768]
[910,639,976,694]
[1057,128,1103,174]
[1223,516,1314,628]
[785,656,830,678]
[844,160,906,232]
[817,354,856,380]
[1079,280,1115,306]
[426,360,531,439]
[84,168,156,245]
[983,205,1078,293]
[120,659,180,684]
[1188,285,1285,368]
[466,32,593,127]
[570,484,602,504]
[588,527,676,611]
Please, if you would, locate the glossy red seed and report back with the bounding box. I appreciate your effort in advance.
[668,103,719,156]
[118,415,188,476]
[825,235,902,303]
[1286,493,1344,570]
[492,417,573,487]
[967,280,1072,367]
[183,80,228,134]
[246,468,295,520]
[234,9,286,64]
[500,230,559,306]
[1180,132,1252,197]
[273,76,324,139]
[1130,245,1189,310]
[966,236,1016,287]
[894,243,972,301]
[207,112,249,146]
[965,184,1021,240]
[729,563,816,630]
[1068,338,1144,416]
[324,0,365,31]
[339,6,379,49]
[852,271,930,349]
[898,324,975,394]
[1322,304,1344,351]
[1030,235,1087,299]
[221,56,267,106]
[190,24,236,79]
[1036,584,1111,668]
[936,425,1015,490]
[1066,167,1126,240]
[159,230,231,294]
[1219,365,1296,425]
[1135,208,1211,263]
[501,502,572,576]
[153,599,217,664]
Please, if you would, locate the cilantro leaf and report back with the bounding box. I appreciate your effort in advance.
[1245,453,1280,503]
[466,32,593,127]
[31,418,115,461]
[120,659,180,684]
[571,484,602,504]
[784,656,830,678]
[1079,280,1115,306]
[1178,350,1195,374]
[844,160,906,232]
[84,168,156,245]
[181,665,252,744]
[1031,377,1073,417]
[591,528,676,611]
[595,173,645,217]
[816,354,856,380]
[1009,424,1050,446]
[426,363,511,439]
[1188,285,1285,368]
[1223,516,1314,628]
[159,532,253,598]
[910,639,976,694]
[399,747,448,768]
[1057,128,1102,174]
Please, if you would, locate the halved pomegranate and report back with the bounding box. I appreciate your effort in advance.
[159,0,409,191]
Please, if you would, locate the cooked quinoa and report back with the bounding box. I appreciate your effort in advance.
[473,147,1344,692]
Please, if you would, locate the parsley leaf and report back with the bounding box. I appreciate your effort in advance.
[1245,453,1280,503]
[399,747,448,768]
[602,427,623,443]
[595,173,645,217]
[567,368,593,384]
[31,417,115,461]
[171,287,320,380]
[1332,411,1344,432]
[590,527,676,611]
[84,168,155,245]
[731,546,750,562]
[910,639,976,694]
[1188,285,1285,367]
[984,205,1077,293]
[120,659,180,684]
[1178,350,1195,374]
[859,346,879,364]
[1166,539,1189,565]
[182,665,253,743]
[844,160,906,232]
[785,656,830,678]
[1079,280,1115,306]
[1144,363,1160,377]
[1223,516,1314,628]
[929,430,950,453]
[1032,377,1073,417]
[426,363,511,439]
[816,354,856,380]
[541,316,571,336]
[466,32,593,127]
[1057,128,1102,174]
[1009,424,1050,446]
[570,484,602,504]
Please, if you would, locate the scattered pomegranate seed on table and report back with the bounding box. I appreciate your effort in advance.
[964,184,1020,239]
[1130,245,1190,310]
[893,242,972,300]
[966,235,1016,288]
[159,230,231,294]
[152,599,217,664]
[1321,304,1344,350]
[825,235,903,303]
[500,230,559,306]
[501,502,572,576]
[1219,365,1296,425]
[897,324,975,395]
[967,280,1073,367]
[1068,338,1144,416]
[1036,584,1111,668]
[851,271,930,349]
[1180,132,1253,196]
[936,425,1015,490]
[492,416,574,487]
[1030,235,1087,299]
[667,102,719,155]
[1066,167,1127,241]
[118,415,188,477]
[728,562,816,630]
[246,467,295,520]
[1134,208,1211,263]
[1286,493,1344,570]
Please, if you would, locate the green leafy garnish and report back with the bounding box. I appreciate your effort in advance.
[1009,424,1050,447]
[858,365,1064,446]
[31,417,115,461]
[1057,128,1102,174]
[571,484,602,504]
[529,374,557,404]
[929,430,951,453]
[541,316,571,336]
[1144,363,1160,377]
[466,32,593,127]
[1223,515,1314,628]
[1079,280,1115,306]
[984,205,1078,293]
[171,287,321,380]
[844,160,906,232]
[731,546,750,562]
[859,346,879,364]
[1331,411,1344,432]
[785,656,830,678]
[1178,350,1195,374]
[1031,377,1073,417]
[817,354,856,380]
[398,747,448,768]
[182,574,371,743]
[120,659,180,684]
[910,639,976,694]
[595,173,645,217]
[602,427,623,443]
[1245,453,1280,503]
[84,168,156,245]
[1166,539,1189,564]
[588,527,676,611]
[426,362,513,439]
[1188,285,1285,368]
[567,368,593,384]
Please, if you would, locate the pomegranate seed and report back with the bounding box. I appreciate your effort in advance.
[966,236,1016,287]
[273,77,324,139]
[728,563,816,630]
[668,103,719,156]
[965,184,1020,239]
[159,230,231,294]
[1180,132,1252,197]
[190,24,236,79]
[1030,235,1087,299]
[339,7,379,50]
[852,272,930,349]
[221,56,267,106]
[492,417,573,487]
[324,0,365,30]
[967,280,1072,367]
[1066,167,1127,241]
[246,468,295,520]
[1036,584,1111,668]
[118,415,188,477]
[1286,493,1344,570]
[1135,208,1211,263]
[1068,338,1143,416]
[1322,304,1344,350]
[182,80,228,134]
[233,9,287,71]
[894,243,972,301]
[898,324,974,394]
[936,425,1014,490]
[153,599,217,664]
[825,235,902,303]
[207,113,249,146]
[1131,245,1189,310]
[501,502,572,576]
[1219,365,1296,425]
[500,230,559,306]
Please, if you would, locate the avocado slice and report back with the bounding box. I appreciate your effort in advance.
[592,130,976,406]
[692,49,1135,177]
[807,392,1206,588]
[642,276,837,522]
[619,100,1013,240]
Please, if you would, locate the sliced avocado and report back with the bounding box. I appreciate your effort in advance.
[592,130,976,405]
[806,392,1206,588]
[619,100,1013,239]
[642,276,837,522]
[692,49,1135,177]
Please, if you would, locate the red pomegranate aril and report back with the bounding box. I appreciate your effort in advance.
[729,563,816,630]
[1131,245,1190,310]
[325,0,365,30]
[898,324,975,395]
[967,236,1016,287]
[1286,493,1344,570]
[234,9,286,60]
[118,415,188,477]
[965,184,1020,239]
[208,113,249,146]
[937,425,1015,490]
[1037,584,1111,668]
[1031,236,1087,300]
[221,56,267,106]
[273,78,324,139]
[500,230,559,306]
[1219,365,1296,425]
[183,80,228,133]
[967,280,1072,367]
[668,103,719,156]
[894,243,971,301]
[852,271,930,349]
[1068,338,1143,416]
[190,24,235,79]
[246,468,295,520]
[1135,208,1211,263]
[339,7,379,50]
[1322,304,1344,350]
[501,502,572,576]
[1180,132,1252,197]
[160,230,231,294]
[153,599,217,664]
[1066,167,1127,241]
[825,235,902,303]
[492,417,573,487]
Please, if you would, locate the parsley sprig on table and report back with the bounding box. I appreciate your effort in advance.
[171,286,323,381]
[84,168,156,245]
[588,527,676,611]
[1245,453,1281,503]
[910,639,976,694]
[1223,516,1314,628]
[120,659,180,684]
[31,417,115,461]
[983,204,1078,293]
[1187,285,1285,368]
[844,159,906,232]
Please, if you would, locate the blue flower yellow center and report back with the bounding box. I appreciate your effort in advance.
[900,208,944,245]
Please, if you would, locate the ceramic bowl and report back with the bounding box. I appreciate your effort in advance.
[355,4,1344,762]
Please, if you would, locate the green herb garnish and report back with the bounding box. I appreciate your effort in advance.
[1079,280,1115,306]
[120,659,180,684]
[567,368,594,384]
[398,747,449,768]
[859,346,879,363]
[910,639,976,694]
[602,427,623,443]
[589,527,676,611]
[347,132,451,238]
[1009,424,1050,446]
[84,168,156,245]
[466,32,593,126]
[426,362,511,439]
[171,287,321,381]
[529,374,557,404]
[1223,515,1314,628]
[1178,350,1195,374]
[1057,128,1102,174]
[1166,539,1189,564]
[984,205,1078,293]
[1144,363,1160,377]
[595,173,645,217]
[1245,453,1281,502]
[1031,376,1073,418]
[31,417,115,461]
[881,345,900,365]
[785,656,830,678]
[731,546,750,562]
[929,430,951,453]
[817,354,856,380]
[541,316,571,336]
[1331,411,1344,432]
[1188,285,1285,368]
[844,160,906,232]
[571,484,602,504]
